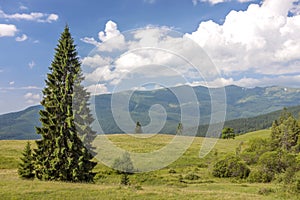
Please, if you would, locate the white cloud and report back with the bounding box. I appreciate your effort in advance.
[82,54,112,68]
[85,65,118,83]
[83,22,219,91]
[19,5,28,10]
[86,84,108,95]
[193,0,254,5]
[46,14,59,22]
[0,9,59,23]
[9,81,15,85]
[0,24,17,37]
[28,61,35,69]
[237,0,254,2]
[81,37,99,46]
[189,74,300,88]
[83,4,300,91]
[24,92,41,104]
[193,0,229,5]
[0,86,41,91]
[81,20,126,51]
[15,34,28,42]
[186,0,300,76]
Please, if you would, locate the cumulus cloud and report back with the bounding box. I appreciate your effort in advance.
[81,20,126,51]
[24,92,41,104]
[186,0,300,76]
[82,54,112,68]
[15,34,28,42]
[0,24,17,37]
[83,0,300,91]
[0,9,59,23]
[83,23,216,91]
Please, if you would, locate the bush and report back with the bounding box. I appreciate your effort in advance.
[184,172,200,180]
[168,169,176,174]
[244,138,270,154]
[212,155,250,179]
[240,151,259,165]
[248,168,274,183]
[259,151,296,174]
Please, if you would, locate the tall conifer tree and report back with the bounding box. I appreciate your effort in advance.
[34,26,96,182]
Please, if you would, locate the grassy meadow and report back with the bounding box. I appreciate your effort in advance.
[0,130,299,199]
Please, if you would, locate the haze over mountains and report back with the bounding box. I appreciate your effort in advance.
[1,85,300,139]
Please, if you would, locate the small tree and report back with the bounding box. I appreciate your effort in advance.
[176,122,183,135]
[113,152,135,185]
[18,141,34,179]
[271,109,300,152]
[221,127,235,139]
[135,121,142,134]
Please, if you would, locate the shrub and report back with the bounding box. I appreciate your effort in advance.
[240,151,259,165]
[212,155,250,179]
[185,172,200,180]
[259,151,296,174]
[244,138,270,153]
[197,163,208,168]
[258,187,275,195]
[134,185,143,190]
[248,168,274,183]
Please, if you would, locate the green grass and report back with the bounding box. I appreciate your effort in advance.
[0,130,299,199]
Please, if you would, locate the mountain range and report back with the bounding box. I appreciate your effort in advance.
[1,85,300,139]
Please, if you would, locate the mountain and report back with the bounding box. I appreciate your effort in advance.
[1,85,300,139]
[0,105,42,140]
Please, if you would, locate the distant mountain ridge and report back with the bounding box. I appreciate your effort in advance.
[1,85,300,139]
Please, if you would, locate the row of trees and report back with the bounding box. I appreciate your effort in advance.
[18,26,96,182]
[134,121,184,135]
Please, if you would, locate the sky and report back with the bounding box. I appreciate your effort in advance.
[0,0,300,114]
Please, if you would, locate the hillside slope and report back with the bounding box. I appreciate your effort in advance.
[0,85,300,139]
[1,131,299,199]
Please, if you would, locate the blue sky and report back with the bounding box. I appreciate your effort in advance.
[0,0,300,114]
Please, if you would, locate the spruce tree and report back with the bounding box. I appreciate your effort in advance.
[34,26,96,182]
[176,122,183,135]
[113,152,134,185]
[135,121,142,133]
[73,79,97,155]
[271,109,300,152]
[18,141,34,179]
